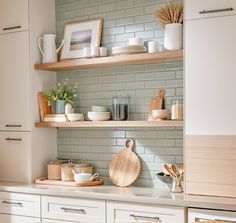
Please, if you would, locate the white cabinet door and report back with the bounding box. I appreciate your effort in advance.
[42,196,106,223]
[0,0,29,34]
[0,192,40,217]
[185,15,236,135]
[0,132,31,182]
[0,31,30,131]
[107,201,185,223]
[0,214,40,223]
[185,0,236,20]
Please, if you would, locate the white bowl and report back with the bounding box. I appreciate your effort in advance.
[67,113,84,122]
[88,111,110,121]
[152,109,169,120]
[73,172,99,182]
[92,106,108,112]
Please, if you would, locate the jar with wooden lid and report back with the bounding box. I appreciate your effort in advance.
[61,160,76,181]
[48,160,66,180]
[171,99,184,120]
[74,160,93,174]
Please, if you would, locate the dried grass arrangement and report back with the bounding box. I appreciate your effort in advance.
[155,2,184,26]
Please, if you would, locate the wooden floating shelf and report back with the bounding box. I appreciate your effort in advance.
[35,120,183,128]
[35,50,183,72]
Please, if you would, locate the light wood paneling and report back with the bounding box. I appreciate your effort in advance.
[185,135,236,198]
[35,120,183,128]
[35,50,183,72]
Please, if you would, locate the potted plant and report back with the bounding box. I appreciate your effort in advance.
[45,79,78,114]
[155,2,183,51]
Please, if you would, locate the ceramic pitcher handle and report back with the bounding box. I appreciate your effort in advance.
[90,173,99,181]
[57,39,65,53]
[37,37,44,56]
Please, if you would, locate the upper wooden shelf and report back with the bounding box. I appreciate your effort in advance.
[35,50,183,72]
[35,120,183,128]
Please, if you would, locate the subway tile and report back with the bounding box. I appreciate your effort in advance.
[116,17,134,26]
[99,3,115,13]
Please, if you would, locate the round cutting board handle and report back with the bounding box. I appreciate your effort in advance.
[125,138,135,150]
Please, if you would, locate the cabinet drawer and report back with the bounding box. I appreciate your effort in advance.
[0,132,31,182]
[107,201,185,223]
[0,0,29,34]
[0,214,40,223]
[185,0,236,20]
[42,196,106,223]
[0,192,40,217]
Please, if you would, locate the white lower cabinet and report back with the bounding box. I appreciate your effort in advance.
[107,201,186,223]
[0,214,40,223]
[42,196,106,223]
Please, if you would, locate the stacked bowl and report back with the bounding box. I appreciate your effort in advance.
[88,106,110,121]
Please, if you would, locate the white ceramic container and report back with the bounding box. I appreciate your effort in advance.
[73,172,99,182]
[67,113,84,122]
[83,47,90,58]
[99,47,108,57]
[92,106,108,112]
[129,37,144,46]
[148,40,159,53]
[90,46,100,57]
[88,111,111,121]
[152,109,169,120]
[164,23,183,50]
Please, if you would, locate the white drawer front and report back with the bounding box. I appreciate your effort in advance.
[43,220,77,223]
[0,214,40,223]
[185,0,236,20]
[107,201,185,223]
[42,196,106,223]
[0,192,40,217]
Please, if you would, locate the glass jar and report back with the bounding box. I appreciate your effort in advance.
[171,99,184,120]
[112,95,129,121]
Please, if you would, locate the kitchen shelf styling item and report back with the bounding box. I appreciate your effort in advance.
[112,45,147,55]
[37,92,52,121]
[35,177,103,187]
[109,138,141,187]
[171,99,184,120]
[61,160,76,181]
[47,160,66,180]
[112,95,129,121]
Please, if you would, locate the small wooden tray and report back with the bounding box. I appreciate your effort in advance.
[35,177,103,187]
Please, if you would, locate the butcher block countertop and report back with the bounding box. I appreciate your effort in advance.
[0,181,236,211]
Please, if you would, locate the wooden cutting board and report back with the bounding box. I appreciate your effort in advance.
[109,139,141,187]
[37,92,52,121]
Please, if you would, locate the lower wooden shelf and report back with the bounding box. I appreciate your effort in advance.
[35,120,183,128]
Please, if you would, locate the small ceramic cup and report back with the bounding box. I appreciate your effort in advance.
[129,37,144,46]
[148,40,159,53]
[72,171,99,182]
[99,47,108,57]
[83,47,90,58]
[90,46,100,57]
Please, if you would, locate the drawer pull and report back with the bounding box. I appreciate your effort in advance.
[5,138,22,141]
[2,200,22,206]
[61,207,85,213]
[130,214,160,221]
[5,124,22,128]
[199,7,233,14]
[3,25,21,31]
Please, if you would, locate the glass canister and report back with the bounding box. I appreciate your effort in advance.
[74,160,93,174]
[171,99,184,120]
[61,160,76,181]
[112,95,129,121]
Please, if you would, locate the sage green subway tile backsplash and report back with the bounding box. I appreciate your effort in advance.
[56,0,183,188]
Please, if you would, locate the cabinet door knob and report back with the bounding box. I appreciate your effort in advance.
[5,138,22,141]
[199,7,233,14]
[130,214,160,221]
[3,25,21,31]
[5,124,22,128]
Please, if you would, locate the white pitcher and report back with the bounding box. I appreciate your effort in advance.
[38,34,64,63]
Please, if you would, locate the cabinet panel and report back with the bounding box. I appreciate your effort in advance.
[0,0,28,34]
[0,31,30,131]
[0,132,31,182]
[185,0,236,20]
[185,15,236,135]
[42,196,106,223]
[0,214,39,223]
[107,201,185,223]
[0,192,40,217]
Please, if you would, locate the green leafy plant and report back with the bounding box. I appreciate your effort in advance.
[45,78,78,106]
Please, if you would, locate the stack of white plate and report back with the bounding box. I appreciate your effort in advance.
[112,45,147,55]
[88,106,110,121]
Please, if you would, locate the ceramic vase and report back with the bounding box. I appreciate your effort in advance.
[164,23,183,50]
[55,100,66,114]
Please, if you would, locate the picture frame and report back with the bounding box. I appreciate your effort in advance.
[60,19,103,60]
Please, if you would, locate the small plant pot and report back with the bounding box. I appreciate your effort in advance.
[55,100,66,114]
[164,23,183,50]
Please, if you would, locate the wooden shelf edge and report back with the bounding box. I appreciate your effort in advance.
[35,120,183,128]
[35,50,183,72]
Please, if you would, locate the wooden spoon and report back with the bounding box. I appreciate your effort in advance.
[171,164,180,177]
[164,164,175,178]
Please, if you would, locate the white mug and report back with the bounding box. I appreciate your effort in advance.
[83,47,90,58]
[38,34,64,63]
[72,171,99,182]
[90,46,100,57]
[99,47,107,57]
[148,40,159,53]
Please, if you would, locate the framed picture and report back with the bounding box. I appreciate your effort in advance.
[60,19,103,60]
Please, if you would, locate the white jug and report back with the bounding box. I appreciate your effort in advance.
[38,34,64,63]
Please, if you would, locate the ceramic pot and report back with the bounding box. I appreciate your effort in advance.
[164,23,183,50]
[55,100,66,114]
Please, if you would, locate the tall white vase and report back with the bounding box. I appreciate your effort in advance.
[164,23,183,50]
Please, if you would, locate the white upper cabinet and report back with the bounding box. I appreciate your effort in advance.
[185,0,236,20]
[0,0,29,34]
[185,15,236,135]
[0,31,30,131]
